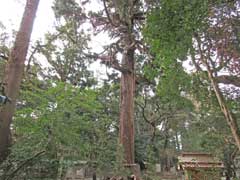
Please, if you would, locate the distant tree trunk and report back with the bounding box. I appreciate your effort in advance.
[119,37,135,164]
[0,0,40,163]
[56,152,64,180]
[92,172,97,180]
[175,132,180,151]
[163,129,170,171]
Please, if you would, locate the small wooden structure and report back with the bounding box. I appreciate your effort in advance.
[178,152,224,180]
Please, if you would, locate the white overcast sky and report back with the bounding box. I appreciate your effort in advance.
[0,0,111,79]
[0,0,55,40]
[0,0,107,44]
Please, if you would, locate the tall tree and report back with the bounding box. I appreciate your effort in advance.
[36,0,96,87]
[144,0,240,151]
[89,0,146,168]
[0,0,40,163]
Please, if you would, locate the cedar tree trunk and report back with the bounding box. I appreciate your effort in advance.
[119,38,135,164]
[0,0,40,163]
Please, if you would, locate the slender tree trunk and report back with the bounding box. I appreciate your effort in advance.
[0,0,40,163]
[175,132,180,151]
[195,35,240,152]
[119,38,135,164]
[56,153,64,180]
[205,64,240,151]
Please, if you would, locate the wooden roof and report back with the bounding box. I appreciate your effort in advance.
[178,152,224,169]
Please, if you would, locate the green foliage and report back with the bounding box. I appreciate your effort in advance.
[144,0,239,108]
[37,0,95,87]
[0,82,118,179]
[1,0,239,179]
[53,0,86,21]
[0,22,10,81]
[143,0,206,109]
[16,82,101,149]
[143,0,211,104]
[143,0,238,159]
[144,0,209,61]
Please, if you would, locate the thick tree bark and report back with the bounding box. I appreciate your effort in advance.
[101,0,140,171]
[119,43,135,164]
[0,0,40,163]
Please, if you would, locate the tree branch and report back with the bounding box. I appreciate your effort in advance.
[5,150,46,180]
[102,0,117,27]
[215,75,240,87]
